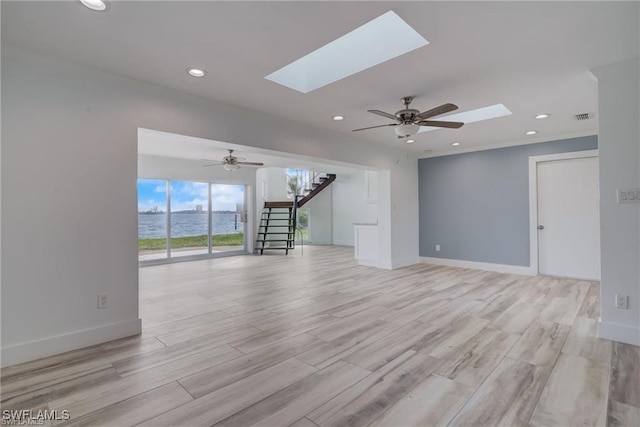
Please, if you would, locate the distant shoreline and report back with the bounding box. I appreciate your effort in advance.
[139,211,238,215]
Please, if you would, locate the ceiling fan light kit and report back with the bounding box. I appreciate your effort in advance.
[395,123,419,138]
[353,96,464,140]
[223,163,240,171]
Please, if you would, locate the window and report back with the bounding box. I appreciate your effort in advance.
[170,181,209,257]
[137,179,247,263]
[137,179,168,262]
[287,169,313,199]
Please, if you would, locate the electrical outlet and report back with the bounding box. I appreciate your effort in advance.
[97,293,109,309]
[435,244,441,252]
[618,188,640,204]
[615,294,628,309]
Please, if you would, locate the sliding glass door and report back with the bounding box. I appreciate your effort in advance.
[212,184,245,254]
[170,181,209,258]
[138,179,168,262]
[137,179,247,263]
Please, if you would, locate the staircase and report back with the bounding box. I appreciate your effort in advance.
[298,173,336,208]
[257,173,336,255]
[256,201,295,254]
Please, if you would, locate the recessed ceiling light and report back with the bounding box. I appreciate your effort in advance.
[419,104,512,133]
[526,130,538,135]
[535,113,551,119]
[452,142,461,146]
[265,11,428,93]
[186,68,206,78]
[80,0,107,11]
[406,139,415,144]
[333,115,344,121]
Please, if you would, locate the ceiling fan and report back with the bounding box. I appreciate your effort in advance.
[201,149,264,171]
[353,96,464,139]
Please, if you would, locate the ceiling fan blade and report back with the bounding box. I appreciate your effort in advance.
[200,160,224,167]
[236,161,264,166]
[367,110,398,121]
[352,123,398,132]
[416,120,464,129]
[417,103,459,120]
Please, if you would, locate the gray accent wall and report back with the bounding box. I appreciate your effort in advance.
[418,135,598,266]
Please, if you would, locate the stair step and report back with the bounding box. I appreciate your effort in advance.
[260,247,294,250]
[264,201,294,208]
[256,239,293,242]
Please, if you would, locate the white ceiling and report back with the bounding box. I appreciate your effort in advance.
[3,1,638,155]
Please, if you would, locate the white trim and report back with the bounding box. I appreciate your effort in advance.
[377,260,392,269]
[598,319,640,346]
[358,259,379,268]
[420,257,536,276]
[1,318,142,368]
[370,256,422,270]
[528,149,599,277]
[391,256,421,269]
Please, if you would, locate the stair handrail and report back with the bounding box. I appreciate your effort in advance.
[293,194,303,244]
[292,171,321,197]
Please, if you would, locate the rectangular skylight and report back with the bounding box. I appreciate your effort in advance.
[419,103,512,133]
[265,11,428,93]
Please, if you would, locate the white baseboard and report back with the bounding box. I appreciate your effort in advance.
[373,257,421,270]
[392,256,421,269]
[332,239,354,247]
[377,259,392,270]
[420,257,537,276]
[1,318,142,368]
[357,259,379,268]
[598,319,640,346]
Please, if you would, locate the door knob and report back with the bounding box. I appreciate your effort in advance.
[538,225,545,230]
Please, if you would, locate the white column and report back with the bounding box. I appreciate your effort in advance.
[591,58,640,345]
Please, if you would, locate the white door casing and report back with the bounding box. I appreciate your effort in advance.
[529,150,600,280]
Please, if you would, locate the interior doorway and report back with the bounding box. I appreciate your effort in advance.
[529,150,600,280]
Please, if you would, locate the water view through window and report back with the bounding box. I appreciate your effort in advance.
[137,179,245,262]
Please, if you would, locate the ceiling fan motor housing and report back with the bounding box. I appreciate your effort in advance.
[396,109,420,121]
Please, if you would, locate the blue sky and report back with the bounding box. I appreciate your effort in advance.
[137,179,244,212]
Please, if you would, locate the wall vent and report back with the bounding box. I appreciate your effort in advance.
[575,113,592,121]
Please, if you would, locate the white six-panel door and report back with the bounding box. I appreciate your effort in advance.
[537,156,600,280]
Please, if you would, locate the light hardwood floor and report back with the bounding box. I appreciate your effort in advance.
[2,246,638,426]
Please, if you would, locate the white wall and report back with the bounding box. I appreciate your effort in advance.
[1,47,418,366]
[254,167,290,249]
[332,171,378,246]
[138,154,257,185]
[305,187,333,245]
[591,58,640,346]
[256,167,288,202]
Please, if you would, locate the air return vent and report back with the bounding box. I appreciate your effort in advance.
[575,113,592,121]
